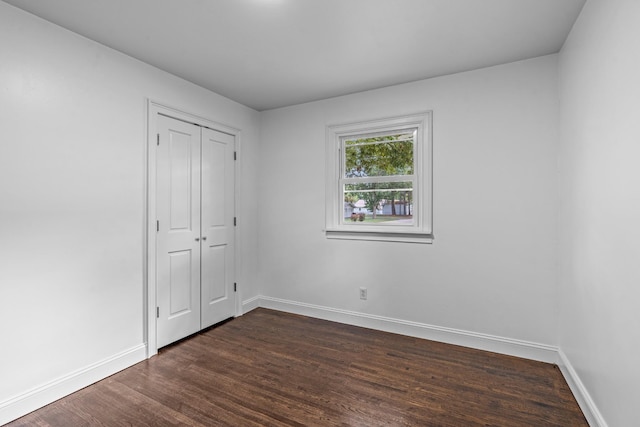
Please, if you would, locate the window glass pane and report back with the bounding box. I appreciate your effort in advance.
[344,182,414,225]
[344,133,414,178]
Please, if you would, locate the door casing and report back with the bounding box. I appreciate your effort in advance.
[145,100,242,357]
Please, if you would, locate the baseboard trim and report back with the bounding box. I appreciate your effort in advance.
[241,295,261,314]
[257,296,558,363]
[557,349,608,427]
[0,344,146,425]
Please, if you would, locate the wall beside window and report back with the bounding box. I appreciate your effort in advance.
[259,54,560,347]
[558,0,640,425]
[0,2,260,416]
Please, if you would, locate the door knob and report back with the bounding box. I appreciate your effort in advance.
[202,236,207,241]
[195,237,200,242]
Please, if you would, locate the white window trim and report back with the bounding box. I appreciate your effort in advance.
[325,112,433,244]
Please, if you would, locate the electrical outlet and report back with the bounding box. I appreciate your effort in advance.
[359,287,367,300]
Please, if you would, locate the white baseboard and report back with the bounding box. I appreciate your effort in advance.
[241,295,261,314]
[557,349,608,427]
[0,344,146,426]
[256,295,558,363]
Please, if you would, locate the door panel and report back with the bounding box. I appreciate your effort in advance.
[156,115,201,348]
[205,140,226,226]
[201,127,235,328]
[168,134,194,230]
[168,250,194,316]
[203,245,226,303]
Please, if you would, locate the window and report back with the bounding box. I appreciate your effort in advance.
[325,112,433,243]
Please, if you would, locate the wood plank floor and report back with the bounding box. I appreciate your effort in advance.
[7,308,587,426]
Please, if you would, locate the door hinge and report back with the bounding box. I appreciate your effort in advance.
[156,307,159,318]
[234,151,237,161]
[156,220,159,232]
[157,133,160,146]
[233,217,237,226]
[234,283,237,292]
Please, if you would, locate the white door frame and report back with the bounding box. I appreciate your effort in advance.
[145,100,242,358]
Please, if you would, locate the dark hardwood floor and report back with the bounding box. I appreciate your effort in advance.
[7,308,587,426]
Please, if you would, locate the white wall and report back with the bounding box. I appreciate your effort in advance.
[558,0,640,425]
[8,1,638,425]
[0,2,260,421]
[258,56,560,348]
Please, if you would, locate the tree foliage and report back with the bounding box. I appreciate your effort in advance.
[345,135,413,177]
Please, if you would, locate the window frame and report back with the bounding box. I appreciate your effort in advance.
[325,112,433,243]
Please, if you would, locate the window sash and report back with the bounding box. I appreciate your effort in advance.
[340,132,418,228]
[342,131,415,179]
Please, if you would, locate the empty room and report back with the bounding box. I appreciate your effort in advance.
[0,0,638,426]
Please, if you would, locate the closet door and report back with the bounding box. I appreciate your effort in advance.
[156,115,202,348]
[200,128,236,328]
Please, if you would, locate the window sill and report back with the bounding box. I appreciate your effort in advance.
[325,229,433,244]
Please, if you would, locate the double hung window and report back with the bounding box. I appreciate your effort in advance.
[325,112,433,243]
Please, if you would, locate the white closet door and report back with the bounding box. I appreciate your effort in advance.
[200,127,236,328]
[156,115,202,348]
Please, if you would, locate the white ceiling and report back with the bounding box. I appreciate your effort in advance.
[4,0,585,111]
